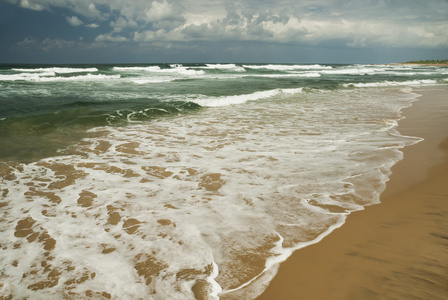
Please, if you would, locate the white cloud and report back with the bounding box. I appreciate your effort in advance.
[14,37,78,51]
[95,33,128,42]
[6,0,448,49]
[14,36,39,47]
[63,1,105,19]
[110,17,138,32]
[144,0,186,30]
[40,38,78,51]
[66,16,84,26]
[86,23,100,28]
[18,0,44,11]
[347,37,367,48]
[133,28,184,42]
[145,0,179,22]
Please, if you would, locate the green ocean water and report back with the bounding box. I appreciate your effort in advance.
[1,63,446,161]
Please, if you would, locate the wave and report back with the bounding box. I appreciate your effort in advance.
[162,66,205,76]
[246,72,321,78]
[43,74,120,82]
[0,73,120,82]
[320,67,386,75]
[0,72,56,81]
[243,64,332,70]
[112,66,162,72]
[128,78,176,84]
[343,79,439,88]
[206,63,244,69]
[191,88,303,107]
[104,101,202,124]
[0,99,202,159]
[12,67,99,74]
[198,64,246,72]
[114,65,205,76]
[281,88,305,94]
[320,67,444,76]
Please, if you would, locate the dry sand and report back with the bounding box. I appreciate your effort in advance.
[257,86,448,300]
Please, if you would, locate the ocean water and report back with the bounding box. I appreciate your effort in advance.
[0,63,447,299]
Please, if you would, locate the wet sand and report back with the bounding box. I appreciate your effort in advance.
[258,86,448,300]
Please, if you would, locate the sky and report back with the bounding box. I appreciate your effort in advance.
[1,0,447,64]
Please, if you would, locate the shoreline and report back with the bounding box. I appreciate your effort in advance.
[257,85,448,299]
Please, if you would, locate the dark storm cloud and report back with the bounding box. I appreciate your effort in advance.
[1,0,447,63]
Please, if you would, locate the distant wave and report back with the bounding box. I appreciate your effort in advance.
[246,72,321,78]
[112,66,162,72]
[243,64,333,70]
[0,73,120,82]
[343,79,439,88]
[12,67,99,73]
[113,65,205,76]
[201,64,246,72]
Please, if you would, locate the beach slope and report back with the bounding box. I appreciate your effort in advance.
[258,86,448,300]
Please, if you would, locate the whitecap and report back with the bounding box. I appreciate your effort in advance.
[243,64,332,70]
[343,79,438,88]
[12,67,99,73]
[113,66,162,72]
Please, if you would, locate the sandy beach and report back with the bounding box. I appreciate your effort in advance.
[257,86,448,300]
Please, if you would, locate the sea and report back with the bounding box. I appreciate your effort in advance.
[1,63,447,299]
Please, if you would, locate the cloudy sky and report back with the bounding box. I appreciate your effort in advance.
[1,0,447,64]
